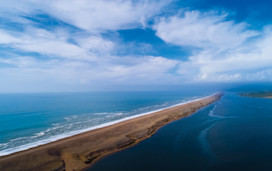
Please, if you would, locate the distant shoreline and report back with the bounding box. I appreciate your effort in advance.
[0,92,223,171]
[240,92,272,98]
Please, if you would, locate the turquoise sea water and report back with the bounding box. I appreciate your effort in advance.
[89,88,272,171]
[0,89,215,156]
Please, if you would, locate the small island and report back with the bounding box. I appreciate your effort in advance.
[0,93,222,171]
[240,92,272,98]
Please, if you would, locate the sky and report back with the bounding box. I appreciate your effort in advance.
[0,0,272,92]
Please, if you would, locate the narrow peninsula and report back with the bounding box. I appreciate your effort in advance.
[0,92,223,171]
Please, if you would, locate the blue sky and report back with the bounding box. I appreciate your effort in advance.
[0,0,272,92]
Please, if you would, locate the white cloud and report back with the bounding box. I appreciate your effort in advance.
[1,0,272,92]
[0,0,170,32]
[43,0,169,31]
[0,25,179,86]
[186,28,272,81]
[0,30,21,44]
[75,36,115,55]
[154,10,272,82]
[0,0,180,92]
[0,55,179,92]
[154,11,258,50]
[101,56,178,80]
[0,27,116,61]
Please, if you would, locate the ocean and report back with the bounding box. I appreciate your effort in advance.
[89,86,272,171]
[2,84,272,171]
[0,89,215,156]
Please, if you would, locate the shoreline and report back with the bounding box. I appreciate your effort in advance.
[0,92,223,171]
[0,93,217,157]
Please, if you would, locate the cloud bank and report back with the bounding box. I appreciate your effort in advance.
[0,0,271,92]
[154,10,272,82]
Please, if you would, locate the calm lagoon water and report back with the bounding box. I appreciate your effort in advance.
[90,91,272,171]
[0,89,214,156]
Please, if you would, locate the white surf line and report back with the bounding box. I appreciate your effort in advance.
[0,92,220,157]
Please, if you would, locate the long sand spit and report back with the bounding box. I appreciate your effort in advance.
[0,92,222,171]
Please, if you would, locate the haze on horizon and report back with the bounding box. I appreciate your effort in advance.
[0,0,272,92]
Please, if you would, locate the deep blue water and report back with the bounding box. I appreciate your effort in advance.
[89,91,272,171]
[0,89,214,156]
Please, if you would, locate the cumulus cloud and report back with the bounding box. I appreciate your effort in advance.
[154,10,272,82]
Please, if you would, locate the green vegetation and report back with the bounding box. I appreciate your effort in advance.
[240,92,272,98]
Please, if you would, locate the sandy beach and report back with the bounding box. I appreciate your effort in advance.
[0,92,222,171]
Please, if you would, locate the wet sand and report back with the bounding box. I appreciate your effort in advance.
[0,92,222,171]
